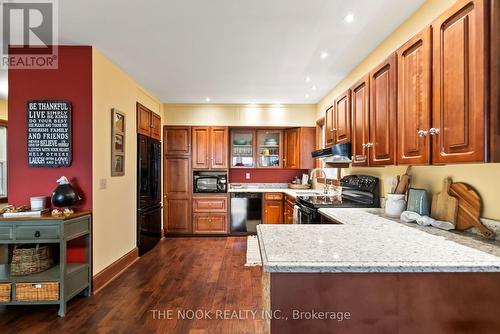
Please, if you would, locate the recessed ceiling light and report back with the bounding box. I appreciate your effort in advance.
[344,13,355,23]
[205,97,211,102]
[311,85,317,91]
[320,52,328,60]
[305,77,311,83]
[305,94,310,99]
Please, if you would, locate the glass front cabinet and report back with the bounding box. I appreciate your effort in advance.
[256,130,282,168]
[231,130,255,168]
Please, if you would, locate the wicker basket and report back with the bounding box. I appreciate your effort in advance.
[10,245,54,276]
[15,282,59,301]
[0,283,11,302]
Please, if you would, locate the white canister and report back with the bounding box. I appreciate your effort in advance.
[30,196,47,211]
[385,194,406,217]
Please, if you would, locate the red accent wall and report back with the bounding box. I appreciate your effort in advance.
[8,46,93,210]
[229,168,309,183]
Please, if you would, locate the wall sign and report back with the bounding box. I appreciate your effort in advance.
[27,100,72,167]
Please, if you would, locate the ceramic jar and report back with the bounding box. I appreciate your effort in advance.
[385,193,406,217]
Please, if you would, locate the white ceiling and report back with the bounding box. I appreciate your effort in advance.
[1,0,426,103]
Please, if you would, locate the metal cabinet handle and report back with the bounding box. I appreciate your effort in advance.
[365,143,373,148]
[362,143,367,148]
[418,129,428,137]
[429,128,440,135]
[34,231,41,238]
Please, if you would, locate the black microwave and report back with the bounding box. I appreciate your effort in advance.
[193,171,228,193]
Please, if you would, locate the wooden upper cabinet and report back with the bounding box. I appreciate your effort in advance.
[192,127,210,169]
[284,128,300,168]
[151,113,161,140]
[325,106,335,147]
[164,126,191,156]
[431,0,486,164]
[137,103,152,136]
[333,90,351,145]
[210,127,229,169]
[397,27,432,165]
[369,53,398,166]
[284,127,315,169]
[351,76,370,167]
[192,126,229,169]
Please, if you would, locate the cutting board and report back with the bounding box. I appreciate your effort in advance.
[449,182,494,238]
[431,178,458,224]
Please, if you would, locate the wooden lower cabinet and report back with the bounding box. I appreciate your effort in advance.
[165,199,191,234]
[283,195,295,224]
[263,193,283,224]
[193,213,227,234]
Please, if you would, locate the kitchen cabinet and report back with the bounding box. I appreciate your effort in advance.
[136,103,161,140]
[164,156,191,234]
[492,0,500,162]
[263,193,283,224]
[283,127,316,169]
[431,0,486,164]
[192,126,228,169]
[350,75,370,167]
[325,106,335,147]
[397,27,432,165]
[333,90,351,145]
[231,130,255,168]
[369,53,398,166]
[257,130,282,168]
[283,195,295,224]
[164,126,191,156]
[192,195,228,234]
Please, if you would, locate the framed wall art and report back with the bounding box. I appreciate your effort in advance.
[111,109,126,176]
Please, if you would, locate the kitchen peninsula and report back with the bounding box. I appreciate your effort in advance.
[258,209,500,334]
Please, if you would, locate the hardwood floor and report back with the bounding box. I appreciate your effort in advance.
[0,237,263,334]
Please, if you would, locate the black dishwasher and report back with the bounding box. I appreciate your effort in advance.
[230,193,262,234]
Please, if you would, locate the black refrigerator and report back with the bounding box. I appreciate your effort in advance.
[137,134,162,256]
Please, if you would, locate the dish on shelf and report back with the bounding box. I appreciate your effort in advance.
[233,139,248,145]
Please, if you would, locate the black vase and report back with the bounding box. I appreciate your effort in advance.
[51,183,79,208]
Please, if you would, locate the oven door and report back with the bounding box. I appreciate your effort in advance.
[194,176,220,193]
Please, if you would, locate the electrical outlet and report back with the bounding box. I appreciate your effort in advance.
[245,173,251,180]
[99,178,107,190]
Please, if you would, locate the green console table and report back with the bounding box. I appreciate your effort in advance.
[0,212,92,317]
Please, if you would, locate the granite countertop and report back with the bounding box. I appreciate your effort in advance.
[257,208,500,273]
[228,183,322,199]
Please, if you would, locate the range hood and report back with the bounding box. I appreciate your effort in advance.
[311,143,352,163]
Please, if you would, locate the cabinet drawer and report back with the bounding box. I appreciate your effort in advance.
[193,197,227,213]
[285,195,295,207]
[15,226,60,240]
[0,226,13,240]
[264,193,283,201]
[193,214,227,234]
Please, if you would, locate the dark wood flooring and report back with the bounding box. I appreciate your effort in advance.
[0,237,263,334]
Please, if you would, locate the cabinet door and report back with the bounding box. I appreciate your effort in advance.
[325,106,335,147]
[284,128,300,169]
[333,90,351,145]
[192,127,210,169]
[369,53,398,166]
[231,130,255,168]
[257,130,282,168]
[137,103,151,136]
[431,0,486,163]
[351,76,370,166]
[210,127,228,169]
[397,27,432,165]
[165,199,191,234]
[164,126,191,156]
[151,112,162,140]
[263,200,283,224]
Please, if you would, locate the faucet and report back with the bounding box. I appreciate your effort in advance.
[310,168,328,194]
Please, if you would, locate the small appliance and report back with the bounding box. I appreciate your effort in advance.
[193,171,228,193]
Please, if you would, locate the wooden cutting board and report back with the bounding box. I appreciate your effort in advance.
[449,182,494,238]
[431,178,458,224]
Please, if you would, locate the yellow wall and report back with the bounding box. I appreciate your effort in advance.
[316,0,500,220]
[0,100,7,120]
[92,48,163,275]
[164,103,316,126]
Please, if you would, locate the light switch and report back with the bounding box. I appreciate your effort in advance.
[245,173,251,180]
[99,178,107,190]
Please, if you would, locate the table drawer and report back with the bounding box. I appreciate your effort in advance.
[0,226,13,240]
[265,193,283,201]
[15,226,60,240]
[193,197,227,212]
[193,214,227,234]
